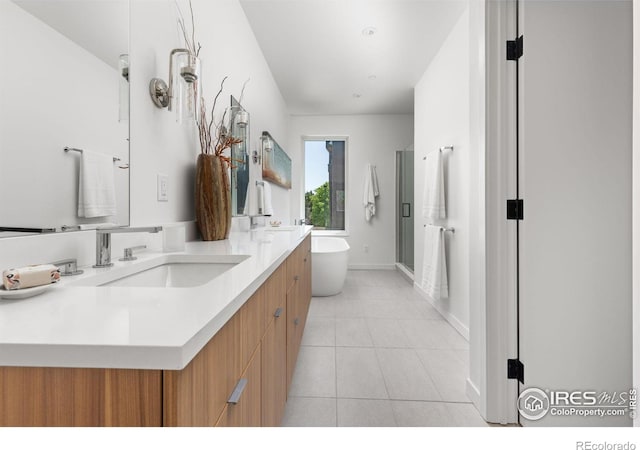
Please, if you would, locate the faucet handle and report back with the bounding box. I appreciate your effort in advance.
[119,245,146,262]
[51,259,84,276]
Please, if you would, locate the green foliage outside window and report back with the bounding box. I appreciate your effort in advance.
[305,182,329,228]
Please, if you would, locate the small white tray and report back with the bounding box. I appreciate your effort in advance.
[0,284,55,300]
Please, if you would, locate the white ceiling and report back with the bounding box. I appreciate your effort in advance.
[240,0,467,115]
[12,0,128,70]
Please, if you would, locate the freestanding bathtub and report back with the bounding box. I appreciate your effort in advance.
[311,237,350,297]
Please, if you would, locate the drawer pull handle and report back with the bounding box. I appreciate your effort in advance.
[227,379,248,405]
[304,258,307,262]
[294,275,299,281]
[294,318,300,326]
[274,307,283,318]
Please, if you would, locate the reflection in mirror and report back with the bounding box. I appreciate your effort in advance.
[0,0,130,238]
[230,96,250,216]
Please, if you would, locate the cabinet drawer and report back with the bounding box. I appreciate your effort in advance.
[261,302,287,426]
[241,288,264,369]
[216,343,262,427]
[264,264,286,330]
[286,245,303,288]
[163,314,241,427]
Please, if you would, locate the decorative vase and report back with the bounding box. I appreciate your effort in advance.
[195,153,231,241]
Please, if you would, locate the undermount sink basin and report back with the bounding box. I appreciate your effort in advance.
[73,254,250,288]
[264,225,301,231]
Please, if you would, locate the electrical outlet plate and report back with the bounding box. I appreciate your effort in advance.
[157,174,168,202]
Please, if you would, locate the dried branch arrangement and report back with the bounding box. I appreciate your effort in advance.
[175,0,201,57]
[197,76,242,164]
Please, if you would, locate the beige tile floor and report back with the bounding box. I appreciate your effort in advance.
[282,269,488,427]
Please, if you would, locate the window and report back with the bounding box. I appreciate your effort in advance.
[304,138,347,231]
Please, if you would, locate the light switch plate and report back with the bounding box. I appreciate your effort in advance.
[157,174,168,202]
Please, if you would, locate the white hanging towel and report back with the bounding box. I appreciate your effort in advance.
[256,183,265,215]
[262,181,274,216]
[421,225,449,299]
[363,164,380,221]
[422,151,446,220]
[78,151,116,218]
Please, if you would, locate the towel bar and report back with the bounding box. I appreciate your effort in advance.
[64,146,121,163]
[423,225,455,233]
[423,145,454,160]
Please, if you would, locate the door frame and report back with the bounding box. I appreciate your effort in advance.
[481,0,520,424]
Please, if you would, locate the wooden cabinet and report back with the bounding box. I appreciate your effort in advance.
[285,235,311,392]
[261,265,287,427]
[286,278,302,390]
[0,236,311,428]
[0,367,162,426]
[241,289,265,370]
[215,344,262,427]
[163,313,241,426]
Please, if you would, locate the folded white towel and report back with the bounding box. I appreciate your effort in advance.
[421,225,449,299]
[256,183,265,215]
[262,181,274,216]
[78,151,116,218]
[422,151,446,220]
[363,164,380,221]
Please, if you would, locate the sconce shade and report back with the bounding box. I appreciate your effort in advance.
[263,136,273,152]
[236,110,249,128]
[173,52,200,123]
[149,49,201,123]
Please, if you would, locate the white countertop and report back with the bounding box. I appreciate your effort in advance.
[0,226,312,370]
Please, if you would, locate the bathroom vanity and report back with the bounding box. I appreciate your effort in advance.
[0,227,312,427]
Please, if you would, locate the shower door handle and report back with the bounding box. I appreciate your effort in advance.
[402,203,411,218]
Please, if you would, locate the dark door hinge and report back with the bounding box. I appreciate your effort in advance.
[507,359,524,383]
[507,35,524,60]
[507,199,524,220]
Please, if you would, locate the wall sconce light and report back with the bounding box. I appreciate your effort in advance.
[235,110,249,128]
[118,54,129,122]
[149,49,200,122]
[261,132,274,153]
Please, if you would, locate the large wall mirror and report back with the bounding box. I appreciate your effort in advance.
[0,0,130,237]
[230,96,249,216]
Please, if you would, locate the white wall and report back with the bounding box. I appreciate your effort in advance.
[0,0,288,266]
[289,114,414,268]
[0,1,129,229]
[129,0,289,228]
[413,8,472,337]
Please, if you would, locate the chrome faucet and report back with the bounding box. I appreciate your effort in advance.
[51,258,83,276]
[94,226,162,268]
[249,215,263,230]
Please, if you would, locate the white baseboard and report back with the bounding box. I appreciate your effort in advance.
[348,264,396,270]
[413,282,470,341]
[466,378,481,407]
[395,263,415,281]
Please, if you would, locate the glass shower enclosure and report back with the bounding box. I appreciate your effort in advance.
[396,147,414,272]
